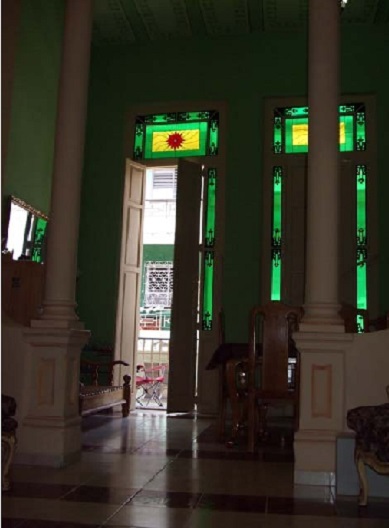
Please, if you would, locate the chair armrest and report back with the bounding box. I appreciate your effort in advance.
[80,359,129,386]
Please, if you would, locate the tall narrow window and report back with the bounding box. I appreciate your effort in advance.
[356,165,368,332]
[202,168,216,330]
[271,166,282,301]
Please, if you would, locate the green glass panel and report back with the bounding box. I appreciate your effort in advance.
[208,116,219,155]
[339,115,354,152]
[273,116,282,154]
[144,121,208,159]
[178,111,211,121]
[339,105,355,114]
[271,167,282,301]
[150,114,169,123]
[134,123,144,160]
[205,169,216,248]
[356,110,366,151]
[356,165,367,315]
[356,314,365,333]
[284,106,309,117]
[202,251,214,330]
[31,217,47,263]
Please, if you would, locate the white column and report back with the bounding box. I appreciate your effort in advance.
[35,0,93,327]
[21,0,92,467]
[300,0,343,332]
[293,0,350,486]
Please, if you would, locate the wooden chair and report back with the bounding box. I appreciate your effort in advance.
[246,301,303,452]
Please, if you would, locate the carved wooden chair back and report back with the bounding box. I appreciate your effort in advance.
[247,301,303,452]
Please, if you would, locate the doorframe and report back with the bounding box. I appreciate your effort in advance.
[262,95,379,318]
[119,100,227,414]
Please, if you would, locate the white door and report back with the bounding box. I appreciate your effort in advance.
[167,159,202,413]
[114,160,146,400]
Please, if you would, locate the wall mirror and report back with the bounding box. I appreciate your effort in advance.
[2,196,48,263]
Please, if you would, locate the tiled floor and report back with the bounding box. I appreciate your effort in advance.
[2,410,389,527]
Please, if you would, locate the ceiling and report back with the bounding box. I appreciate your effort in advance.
[92,0,389,46]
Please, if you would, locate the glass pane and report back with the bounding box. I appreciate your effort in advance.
[356,109,366,151]
[208,115,219,155]
[202,250,214,330]
[273,116,282,153]
[271,166,282,300]
[204,169,216,248]
[31,217,47,263]
[339,115,354,152]
[356,165,367,331]
[144,122,208,159]
[285,117,308,153]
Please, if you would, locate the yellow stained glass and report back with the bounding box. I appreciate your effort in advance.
[292,124,308,146]
[152,129,200,152]
[339,122,346,144]
[292,122,346,146]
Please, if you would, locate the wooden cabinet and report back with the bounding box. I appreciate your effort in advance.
[2,255,45,326]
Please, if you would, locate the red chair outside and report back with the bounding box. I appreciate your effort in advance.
[136,364,166,407]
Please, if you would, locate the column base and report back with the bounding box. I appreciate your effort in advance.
[18,327,90,467]
[16,415,82,468]
[300,302,344,333]
[294,429,337,485]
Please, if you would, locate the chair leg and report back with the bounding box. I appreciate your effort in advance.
[356,448,368,506]
[258,403,269,442]
[2,432,17,491]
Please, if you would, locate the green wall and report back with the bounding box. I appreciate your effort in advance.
[7,8,387,343]
[4,0,64,215]
[78,27,389,343]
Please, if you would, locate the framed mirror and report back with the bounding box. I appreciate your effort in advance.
[2,195,48,263]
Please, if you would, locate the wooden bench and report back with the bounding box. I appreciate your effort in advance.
[79,359,131,417]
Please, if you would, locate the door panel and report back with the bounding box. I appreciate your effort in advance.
[167,159,202,413]
[284,162,307,306]
[115,160,146,394]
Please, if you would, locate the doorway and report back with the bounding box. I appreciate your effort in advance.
[114,158,222,415]
[135,165,177,409]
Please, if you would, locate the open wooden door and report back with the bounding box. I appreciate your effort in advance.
[114,160,146,399]
[167,159,202,413]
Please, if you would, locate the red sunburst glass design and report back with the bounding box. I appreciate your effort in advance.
[166,132,185,150]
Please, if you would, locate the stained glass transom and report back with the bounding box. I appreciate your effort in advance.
[134,111,219,160]
[273,104,366,154]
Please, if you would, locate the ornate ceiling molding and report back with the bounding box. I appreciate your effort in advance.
[133,0,192,40]
[93,0,136,44]
[199,0,249,36]
[92,0,388,45]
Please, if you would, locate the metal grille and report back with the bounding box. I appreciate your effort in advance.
[145,261,174,307]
